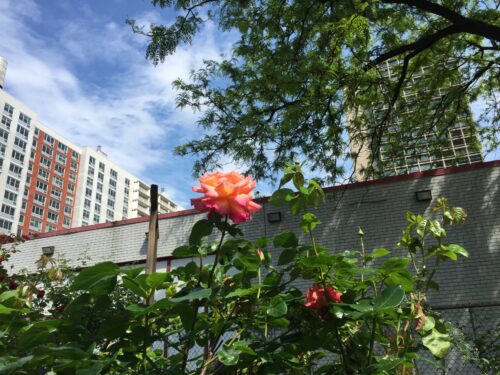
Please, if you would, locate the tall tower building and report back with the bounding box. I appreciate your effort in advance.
[351,58,483,181]
[0,58,179,236]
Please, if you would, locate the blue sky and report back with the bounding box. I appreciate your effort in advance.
[0,1,497,209]
[0,0,240,208]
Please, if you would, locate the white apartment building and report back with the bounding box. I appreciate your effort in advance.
[0,57,179,234]
[0,90,36,233]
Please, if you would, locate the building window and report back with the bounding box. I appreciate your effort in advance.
[93,214,100,223]
[38,168,50,180]
[89,156,95,165]
[65,195,74,205]
[86,176,93,187]
[63,217,70,228]
[106,209,114,220]
[14,137,27,151]
[49,199,60,210]
[94,203,101,212]
[109,179,117,188]
[107,199,115,209]
[72,150,78,160]
[1,115,11,129]
[3,103,14,117]
[0,219,13,231]
[30,218,41,230]
[69,171,76,182]
[47,212,58,222]
[88,166,95,175]
[56,154,66,165]
[96,182,103,193]
[51,187,62,199]
[40,156,51,168]
[4,190,17,203]
[125,178,130,186]
[108,189,116,198]
[84,199,91,209]
[64,206,72,216]
[7,177,20,190]
[43,133,54,145]
[34,193,45,204]
[32,205,44,217]
[70,161,78,171]
[16,124,29,139]
[9,163,22,176]
[54,164,65,175]
[1,204,15,217]
[36,181,48,193]
[41,144,52,156]
[98,162,105,172]
[95,193,102,203]
[97,172,104,182]
[0,129,9,142]
[110,169,117,179]
[11,150,24,163]
[52,176,63,188]
[67,183,75,193]
[57,142,68,153]
[46,224,56,232]
[83,210,90,220]
[19,113,31,126]
[85,188,92,197]
[0,144,6,156]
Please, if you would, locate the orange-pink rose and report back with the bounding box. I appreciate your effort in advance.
[191,171,262,223]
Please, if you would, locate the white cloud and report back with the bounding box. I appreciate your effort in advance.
[0,0,237,207]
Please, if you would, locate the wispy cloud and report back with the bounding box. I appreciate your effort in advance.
[0,0,236,207]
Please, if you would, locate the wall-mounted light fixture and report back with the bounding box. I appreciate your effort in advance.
[42,246,55,256]
[415,190,432,202]
[267,212,282,223]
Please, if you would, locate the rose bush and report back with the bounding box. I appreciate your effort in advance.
[0,165,472,374]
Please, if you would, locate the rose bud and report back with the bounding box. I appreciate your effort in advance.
[8,280,18,290]
[36,289,45,299]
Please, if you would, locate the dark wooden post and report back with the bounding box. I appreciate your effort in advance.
[145,184,159,304]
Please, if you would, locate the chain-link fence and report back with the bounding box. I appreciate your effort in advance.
[415,303,500,375]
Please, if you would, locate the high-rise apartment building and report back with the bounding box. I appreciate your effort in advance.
[0,57,179,236]
[350,58,483,181]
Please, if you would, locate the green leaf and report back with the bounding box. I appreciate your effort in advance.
[189,219,213,246]
[76,362,106,375]
[419,315,435,332]
[371,248,390,258]
[172,245,198,258]
[422,329,452,358]
[278,248,297,265]
[122,266,144,279]
[300,213,321,233]
[373,285,404,311]
[267,297,287,317]
[270,188,295,205]
[218,348,239,366]
[232,341,256,355]
[0,356,33,374]
[171,288,212,302]
[226,287,258,298]
[122,276,148,298]
[0,290,18,303]
[273,232,298,248]
[444,244,469,258]
[0,304,16,315]
[71,262,119,295]
[146,272,167,290]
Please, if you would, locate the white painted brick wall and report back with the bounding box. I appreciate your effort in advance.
[7,164,500,308]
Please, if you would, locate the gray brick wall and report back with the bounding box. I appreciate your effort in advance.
[7,164,500,308]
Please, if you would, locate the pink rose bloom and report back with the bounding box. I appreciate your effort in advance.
[305,283,342,316]
[191,171,262,223]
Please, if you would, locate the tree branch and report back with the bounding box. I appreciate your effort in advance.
[366,25,461,69]
[382,0,500,42]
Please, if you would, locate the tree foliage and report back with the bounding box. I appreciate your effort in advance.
[128,0,499,181]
